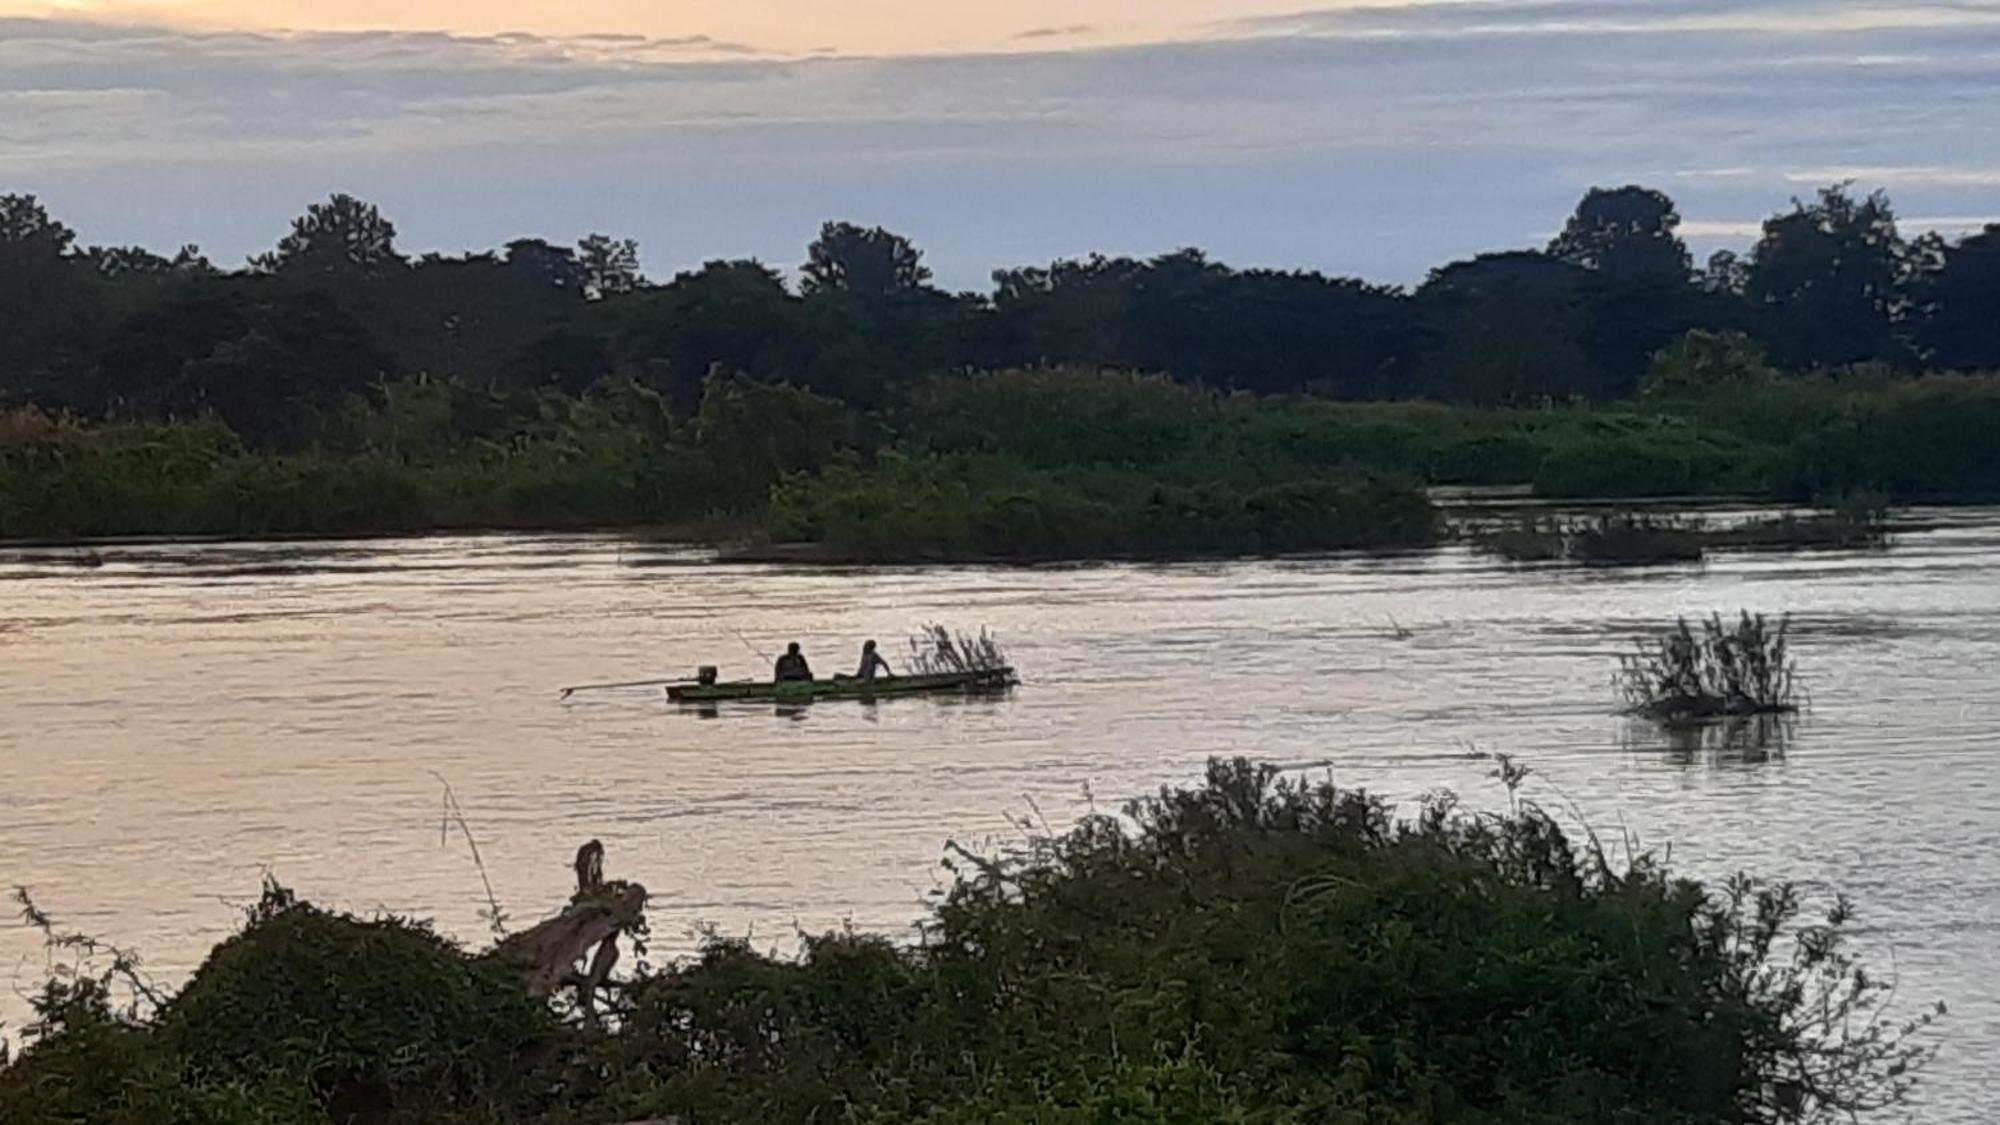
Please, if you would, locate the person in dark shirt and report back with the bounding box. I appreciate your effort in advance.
[774,642,813,682]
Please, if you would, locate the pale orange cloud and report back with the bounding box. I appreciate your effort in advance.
[0,0,1334,53]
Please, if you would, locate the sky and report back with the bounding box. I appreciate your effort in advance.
[4,0,1999,289]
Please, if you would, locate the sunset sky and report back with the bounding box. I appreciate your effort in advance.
[5,0,1999,286]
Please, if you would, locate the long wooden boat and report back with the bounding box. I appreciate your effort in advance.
[667,667,1017,704]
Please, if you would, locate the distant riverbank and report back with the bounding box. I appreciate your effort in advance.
[7,369,1999,560]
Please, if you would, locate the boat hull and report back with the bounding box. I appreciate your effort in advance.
[667,667,1016,704]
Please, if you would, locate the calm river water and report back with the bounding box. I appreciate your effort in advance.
[3,510,1996,1119]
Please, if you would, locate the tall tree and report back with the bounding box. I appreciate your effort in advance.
[1746,184,1910,368]
[576,234,642,299]
[0,194,76,259]
[0,194,91,400]
[253,193,405,276]
[1548,186,1692,283]
[802,221,931,298]
[1913,224,2000,370]
[991,254,1143,368]
[614,259,807,411]
[86,286,388,445]
[1418,252,1592,403]
[1700,249,1750,296]
[376,252,587,382]
[80,246,177,278]
[505,239,585,294]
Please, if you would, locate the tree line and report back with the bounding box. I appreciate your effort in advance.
[4,183,1998,450]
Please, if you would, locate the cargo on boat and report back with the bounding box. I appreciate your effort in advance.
[667,666,1016,704]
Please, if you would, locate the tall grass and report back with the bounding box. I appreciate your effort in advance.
[1619,612,1799,721]
[9,367,2000,548]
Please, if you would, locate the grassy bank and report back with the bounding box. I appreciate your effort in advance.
[7,368,2000,556]
[0,758,1933,1124]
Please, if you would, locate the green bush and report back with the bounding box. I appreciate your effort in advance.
[1532,429,1756,498]
[1641,330,1777,400]
[2,761,1933,1125]
[156,893,556,1123]
[582,758,1931,1124]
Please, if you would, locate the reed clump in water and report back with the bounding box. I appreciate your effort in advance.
[906,624,1011,676]
[1619,611,1799,721]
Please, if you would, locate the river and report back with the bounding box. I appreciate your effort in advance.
[3,509,1996,1118]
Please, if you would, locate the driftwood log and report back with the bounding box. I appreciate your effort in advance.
[487,840,647,1027]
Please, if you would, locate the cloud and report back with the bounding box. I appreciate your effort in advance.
[1015,24,1094,40]
[3,4,1998,285]
[1679,216,1999,239]
[1780,165,2000,189]
[1223,0,2000,40]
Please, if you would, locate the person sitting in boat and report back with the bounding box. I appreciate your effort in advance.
[774,642,813,682]
[855,639,893,680]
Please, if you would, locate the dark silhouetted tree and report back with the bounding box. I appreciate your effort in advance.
[1910,225,2000,370]
[1418,252,1592,403]
[991,254,1143,368]
[253,194,405,276]
[0,194,76,258]
[802,222,931,298]
[1,194,92,400]
[505,239,585,294]
[515,328,613,396]
[614,259,808,411]
[576,234,642,298]
[87,288,249,415]
[1747,185,1910,368]
[1701,249,1750,296]
[79,246,177,278]
[173,290,390,446]
[372,252,585,382]
[84,285,388,445]
[1549,186,1692,284]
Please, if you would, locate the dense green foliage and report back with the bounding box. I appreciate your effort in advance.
[6,183,2000,552]
[10,364,2000,548]
[2,760,1933,1124]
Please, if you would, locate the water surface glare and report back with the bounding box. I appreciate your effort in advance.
[3,515,1996,1119]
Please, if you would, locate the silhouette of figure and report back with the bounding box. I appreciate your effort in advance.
[574,839,604,895]
[774,642,813,682]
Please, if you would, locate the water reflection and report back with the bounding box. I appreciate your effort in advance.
[1626,714,1797,765]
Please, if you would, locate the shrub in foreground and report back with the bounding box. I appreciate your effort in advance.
[2,759,1933,1124]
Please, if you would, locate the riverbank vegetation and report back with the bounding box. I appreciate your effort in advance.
[6,184,2000,554]
[1475,500,1889,566]
[1,758,1935,1124]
